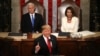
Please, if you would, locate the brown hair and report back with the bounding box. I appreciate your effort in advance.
[65,6,76,17]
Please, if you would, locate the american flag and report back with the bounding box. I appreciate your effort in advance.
[20,0,80,32]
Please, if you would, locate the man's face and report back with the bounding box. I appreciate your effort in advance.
[42,28,51,37]
[28,5,35,14]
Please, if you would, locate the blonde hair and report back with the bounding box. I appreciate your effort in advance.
[42,24,51,31]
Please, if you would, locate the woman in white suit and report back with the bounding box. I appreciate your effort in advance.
[61,7,79,32]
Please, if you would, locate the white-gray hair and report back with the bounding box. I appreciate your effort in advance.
[27,2,36,8]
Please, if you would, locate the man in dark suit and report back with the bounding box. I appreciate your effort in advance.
[32,25,59,56]
[20,2,45,33]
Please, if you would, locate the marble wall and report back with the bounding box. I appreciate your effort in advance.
[11,0,21,32]
[81,0,90,30]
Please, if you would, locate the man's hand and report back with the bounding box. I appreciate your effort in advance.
[35,42,40,53]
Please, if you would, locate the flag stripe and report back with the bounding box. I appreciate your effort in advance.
[48,0,53,28]
[57,0,62,7]
[43,0,48,24]
[52,0,57,32]
[57,0,62,29]
[20,0,25,6]
[20,0,25,14]
[75,0,80,7]
[39,0,44,5]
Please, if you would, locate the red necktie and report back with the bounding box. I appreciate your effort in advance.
[47,37,52,53]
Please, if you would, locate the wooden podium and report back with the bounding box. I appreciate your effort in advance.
[0,32,100,56]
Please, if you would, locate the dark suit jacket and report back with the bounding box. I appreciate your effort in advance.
[32,35,59,56]
[20,13,45,33]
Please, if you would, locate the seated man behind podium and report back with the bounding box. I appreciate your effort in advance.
[61,7,79,32]
[20,2,45,33]
[32,24,59,55]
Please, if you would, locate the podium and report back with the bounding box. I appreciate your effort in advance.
[0,32,100,56]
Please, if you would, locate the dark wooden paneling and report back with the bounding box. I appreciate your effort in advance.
[1,37,100,56]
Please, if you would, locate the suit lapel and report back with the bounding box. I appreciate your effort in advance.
[27,13,32,25]
[50,35,55,51]
[41,36,49,49]
[33,13,36,26]
[41,36,50,53]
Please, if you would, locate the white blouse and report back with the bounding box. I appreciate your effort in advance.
[61,16,79,32]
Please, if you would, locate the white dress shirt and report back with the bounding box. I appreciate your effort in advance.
[30,13,35,22]
[61,16,79,32]
[43,35,52,47]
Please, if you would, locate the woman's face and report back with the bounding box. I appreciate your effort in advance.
[66,9,72,18]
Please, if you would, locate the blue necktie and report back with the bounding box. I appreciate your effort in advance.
[31,15,34,27]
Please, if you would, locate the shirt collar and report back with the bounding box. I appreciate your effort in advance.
[30,13,35,17]
[43,35,51,42]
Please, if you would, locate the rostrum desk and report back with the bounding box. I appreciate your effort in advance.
[0,32,100,56]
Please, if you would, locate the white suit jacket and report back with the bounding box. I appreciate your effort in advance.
[61,16,79,32]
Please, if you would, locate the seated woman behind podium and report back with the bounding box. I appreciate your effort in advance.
[32,24,59,56]
[61,7,79,32]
